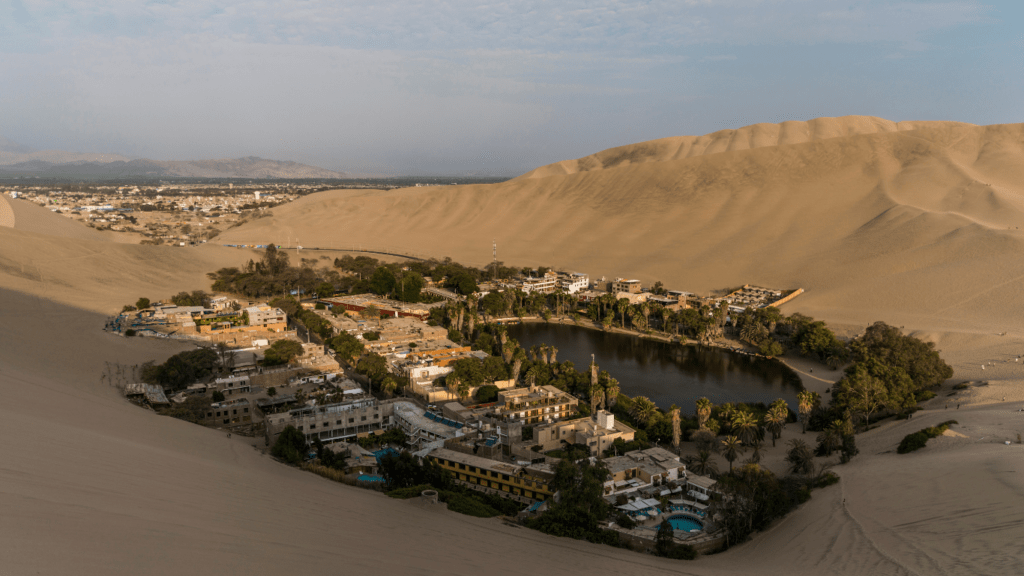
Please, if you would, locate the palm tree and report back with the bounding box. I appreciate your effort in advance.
[549,346,558,364]
[786,439,815,475]
[381,376,397,398]
[797,390,820,433]
[446,376,461,400]
[605,378,620,409]
[732,411,759,445]
[718,402,735,428]
[630,396,657,427]
[590,385,605,414]
[511,358,522,384]
[746,437,763,464]
[816,427,842,456]
[685,450,719,477]
[502,339,516,363]
[669,405,681,450]
[524,366,539,388]
[764,405,787,447]
[616,299,628,329]
[721,436,744,473]
[695,397,712,429]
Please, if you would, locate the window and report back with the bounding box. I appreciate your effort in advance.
[207,412,213,418]
[244,408,249,413]
[309,423,316,429]
[361,416,366,422]
[223,419,229,424]
[232,409,237,415]
[502,474,509,481]
[298,426,303,430]
[349,418,354,423]
[336,420,342,425]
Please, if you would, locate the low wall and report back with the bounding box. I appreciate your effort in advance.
[772,288,804,308]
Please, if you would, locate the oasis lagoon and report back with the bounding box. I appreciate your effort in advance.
[505,323,803,415]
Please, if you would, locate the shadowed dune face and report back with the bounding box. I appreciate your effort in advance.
[218,118,1024,335]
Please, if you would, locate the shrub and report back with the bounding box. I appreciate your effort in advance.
[898,421,957,454]
[897,432,929,454]
[211,390,225,402]
[813,472,840,488]
[362,331,380,341]
[125,329,137,337]
[386,484,435,499]
[953,383,970,390]
[444,493,501,517]
[915,390,937,402]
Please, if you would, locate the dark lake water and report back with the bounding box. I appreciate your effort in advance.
[506,323,803,415]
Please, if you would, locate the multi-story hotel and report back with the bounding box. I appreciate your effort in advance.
[428,447,555,502]
[491,385,578,425]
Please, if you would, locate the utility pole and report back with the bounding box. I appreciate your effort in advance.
[492,240,497,281]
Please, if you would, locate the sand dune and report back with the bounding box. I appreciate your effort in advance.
[0,197,252,312]
[218,118,1024,336]
[3,117,1023,574]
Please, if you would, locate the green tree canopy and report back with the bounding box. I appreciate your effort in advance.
[263,339,304,366]
[328,332,364,365]
[141,348,220,391]
[369,267,397,298]
[271,425,307,465]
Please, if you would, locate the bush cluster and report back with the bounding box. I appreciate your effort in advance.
[897,420,958,454]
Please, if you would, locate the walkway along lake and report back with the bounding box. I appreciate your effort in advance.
[506,323,803,415]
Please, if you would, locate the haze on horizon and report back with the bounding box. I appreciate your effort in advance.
[1,0,1021,176]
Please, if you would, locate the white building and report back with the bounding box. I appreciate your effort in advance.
[520,271,559,294]
[558,272,590,294]
[246,305,287,329]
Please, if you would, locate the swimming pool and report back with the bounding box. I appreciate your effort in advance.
[668,514,704,533]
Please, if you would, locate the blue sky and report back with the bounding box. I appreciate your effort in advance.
[1,0,1020,175]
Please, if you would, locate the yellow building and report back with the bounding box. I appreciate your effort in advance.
[429,448,554,502]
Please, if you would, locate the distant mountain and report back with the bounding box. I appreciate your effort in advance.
[0,142,349,179]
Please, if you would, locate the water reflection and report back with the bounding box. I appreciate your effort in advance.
[506,323,803,415]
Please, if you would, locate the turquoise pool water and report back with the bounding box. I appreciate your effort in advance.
[668,515,703,533]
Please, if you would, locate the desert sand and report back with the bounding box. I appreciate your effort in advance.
[2,117,1023,575]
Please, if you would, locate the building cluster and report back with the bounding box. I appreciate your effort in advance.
[320,294,446,321]
[2,183,306,244]
[497,271,590,295]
